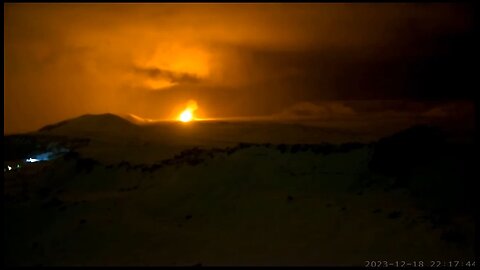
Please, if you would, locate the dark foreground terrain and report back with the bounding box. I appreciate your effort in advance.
[4,115,476,266]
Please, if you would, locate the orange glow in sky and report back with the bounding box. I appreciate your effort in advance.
[3,4,475,134]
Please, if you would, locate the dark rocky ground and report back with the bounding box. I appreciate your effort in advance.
[4,125,476,266]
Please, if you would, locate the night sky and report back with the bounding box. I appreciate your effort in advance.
[4,3,476,134]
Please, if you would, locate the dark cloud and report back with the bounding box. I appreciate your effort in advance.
[133,66,201,85]
[216,21,476,101]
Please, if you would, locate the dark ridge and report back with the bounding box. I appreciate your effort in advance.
[368,124,475,224]
[337,142,364,153]
[101,142,368,174]
[77,113,135,124]
[38,113,137,132]
[38,119,71,132]
[75,158,101,173]
[369,125,445,177]
[63,151,81,161]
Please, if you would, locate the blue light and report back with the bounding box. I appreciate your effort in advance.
[24,148,69,164]
[35,152,54,160]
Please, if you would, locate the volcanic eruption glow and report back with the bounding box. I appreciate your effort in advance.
[177,100,198,123]
[179,110,193,122]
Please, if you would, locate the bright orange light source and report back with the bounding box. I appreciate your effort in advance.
[177,100,198,123]
[179,110,193,122]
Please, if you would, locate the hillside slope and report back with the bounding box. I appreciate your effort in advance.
[4,129,475,266]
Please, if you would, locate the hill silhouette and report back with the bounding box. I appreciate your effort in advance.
[38,113,140,138]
